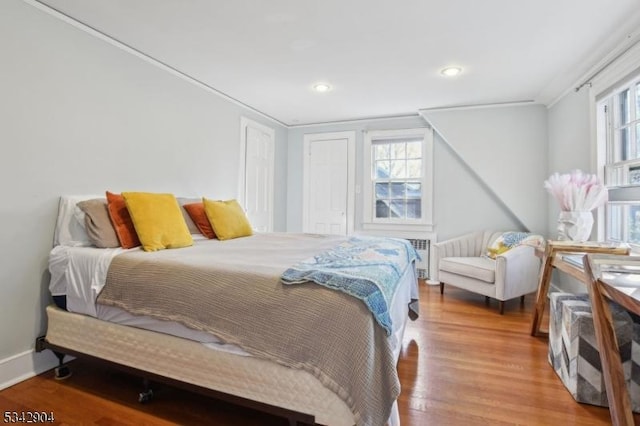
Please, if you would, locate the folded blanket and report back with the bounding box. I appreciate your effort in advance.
[281,236,420,335]
[486,232,545,259]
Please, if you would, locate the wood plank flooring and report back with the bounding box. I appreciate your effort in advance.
[1,283,635,425]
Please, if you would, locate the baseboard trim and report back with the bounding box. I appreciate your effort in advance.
[0,348,59,390]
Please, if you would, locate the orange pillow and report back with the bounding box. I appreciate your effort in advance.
[106,191,141,249]
[183,203,216,239]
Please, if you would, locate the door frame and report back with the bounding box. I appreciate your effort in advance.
[238,116,275,232]
[302,131,356,235]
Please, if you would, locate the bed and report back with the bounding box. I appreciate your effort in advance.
[40,196,420,426]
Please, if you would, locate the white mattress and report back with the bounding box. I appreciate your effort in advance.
[48,237,417,361]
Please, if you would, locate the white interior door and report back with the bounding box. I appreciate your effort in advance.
[239,117,274,232]
[303,132,355,235]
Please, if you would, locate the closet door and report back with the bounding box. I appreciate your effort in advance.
[239,117,274,232]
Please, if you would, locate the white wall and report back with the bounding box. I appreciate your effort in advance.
[433,132,523,240]
[546,90,592,293]
[546,89,592,238]
[0,0,287,384]
[422,104,549,236]
[286,115,530,241]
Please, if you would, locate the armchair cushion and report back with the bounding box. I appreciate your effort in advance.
[439,257,495,283]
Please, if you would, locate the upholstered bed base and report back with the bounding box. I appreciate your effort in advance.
[42,305,356,426]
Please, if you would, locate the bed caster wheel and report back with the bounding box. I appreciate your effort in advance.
[138,389,154,404]
[54,365,72,380]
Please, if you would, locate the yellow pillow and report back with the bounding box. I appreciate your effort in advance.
[122,192,193,251]
[203,198,253,241]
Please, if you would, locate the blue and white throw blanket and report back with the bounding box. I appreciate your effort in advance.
[281,236,420,336]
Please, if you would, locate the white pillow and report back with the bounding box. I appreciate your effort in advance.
[53,195,104,247]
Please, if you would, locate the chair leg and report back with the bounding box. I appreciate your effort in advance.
[485,296,490,305]
[520,295,525,306]
[499,301,505,315]
[440,282,444,295]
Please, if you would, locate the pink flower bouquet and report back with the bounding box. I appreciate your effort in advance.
[543,170,608,212]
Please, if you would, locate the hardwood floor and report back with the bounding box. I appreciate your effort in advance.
[1,283,634,425]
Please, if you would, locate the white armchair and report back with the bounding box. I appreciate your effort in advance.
[432,230,541,314]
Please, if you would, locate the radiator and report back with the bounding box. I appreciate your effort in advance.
[406,238,430,279]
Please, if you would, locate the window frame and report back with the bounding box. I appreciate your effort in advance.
[599,73,640,247]
[362,127,434,232]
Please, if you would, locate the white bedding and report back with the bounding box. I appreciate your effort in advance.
[48,236,417,361]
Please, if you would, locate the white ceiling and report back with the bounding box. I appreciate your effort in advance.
[37,0,640,126]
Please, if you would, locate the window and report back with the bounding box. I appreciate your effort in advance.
[599,73,640,246]
[363,128,434,231]
[373,138,422,219]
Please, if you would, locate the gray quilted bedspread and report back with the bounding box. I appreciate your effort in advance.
[97,232,409,426]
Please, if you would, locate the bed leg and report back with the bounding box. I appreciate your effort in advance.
[138,378,154,404]
[53,351,72,380]
[35,336,72,380]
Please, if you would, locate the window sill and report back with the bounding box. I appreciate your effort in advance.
[361,222,435,233]
[359,223,436,241]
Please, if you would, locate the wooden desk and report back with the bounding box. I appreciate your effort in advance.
[530,241,629,337]
[583,254,640,426]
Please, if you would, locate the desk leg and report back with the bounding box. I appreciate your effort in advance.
[586,278,635,426]
[530,250,554,337]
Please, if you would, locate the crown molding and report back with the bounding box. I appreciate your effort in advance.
[287,113,422,129]
[418,100,537,114]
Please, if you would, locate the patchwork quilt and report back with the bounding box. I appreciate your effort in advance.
[281,236,420,335]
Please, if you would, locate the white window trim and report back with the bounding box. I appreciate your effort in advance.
[597,74,640,247]
[362,127,434,232]
[590,40,640,241]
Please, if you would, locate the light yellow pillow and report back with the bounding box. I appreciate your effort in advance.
[203,198,253,241]
[122,192,193,251]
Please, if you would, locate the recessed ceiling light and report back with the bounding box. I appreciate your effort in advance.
[313,83,332,93]
[440,67,462,77]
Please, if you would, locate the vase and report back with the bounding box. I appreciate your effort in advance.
[557,211,594,242]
